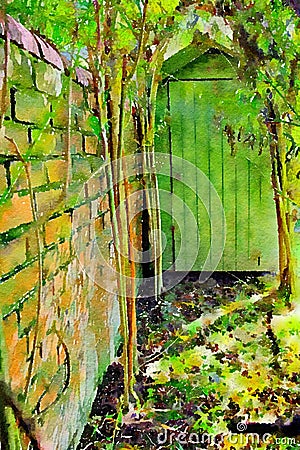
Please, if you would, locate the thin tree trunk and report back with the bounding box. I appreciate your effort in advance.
[269,121,294,297]
[88,0,166,406]
[117,56,140,400]
[105,74,130,407]
[147,67,165,296]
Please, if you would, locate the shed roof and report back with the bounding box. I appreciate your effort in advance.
[162,35,238,79]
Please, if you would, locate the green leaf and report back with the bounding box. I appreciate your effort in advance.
[88,115,101,136]
[257,35,270,54]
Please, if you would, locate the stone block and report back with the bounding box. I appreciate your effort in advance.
[87,176,101,199]
[94,215,104,235]
[87,92,96,110]
[10,161,27,191]
[43,247,59,279]
[84,135,98,155]
[74,203,90,226]
[0,235,26,276]
[51,96,68,128]
[2,315,19,366]
[1,122,30,156]
[71,132,83,154]
[0,44,13,91]
[43,241,70,280]
[10,46,33,88]
[55,132,65,154]
[98,171,108,194]
[14,90,49,125]
[103,209,111,229]
[71,83,92,130]
[34,60,62,97]
[45,159,67,183]
[6,329,29,392]
[90,199,100,220]
[30,161,47,188]
[53,270,66,296]
[0,127,9,155]
[59,284,72,311]
[77,110,93,132]
[58,132,82,156]
[58,240,70,263]
[0,193,33,233]
[24,230,39,259]
[31,130,57,156]
[89,155,103,173]
[18,294,37,334]
[100,195,109,214]
[35,188,63,217]
[2,312,17,348]
[0,262,39,314]
[72,158,91,182]
[45,214,72,247]
[0,164,7,195]
[71,82,84,107]
[64,182,82,210]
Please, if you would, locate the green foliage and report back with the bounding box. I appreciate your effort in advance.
[4,1,300,446]
[142,280,300,440]
[7,0,76,45]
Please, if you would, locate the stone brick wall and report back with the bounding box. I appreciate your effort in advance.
[0,17,119,450]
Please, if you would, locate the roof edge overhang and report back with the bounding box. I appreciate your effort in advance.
[162,32,239,80]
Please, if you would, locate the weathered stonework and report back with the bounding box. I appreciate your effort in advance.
[0,16,119,450]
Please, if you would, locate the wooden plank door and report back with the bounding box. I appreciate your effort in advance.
[156,77,279,272]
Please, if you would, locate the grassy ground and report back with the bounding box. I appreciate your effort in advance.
[78,275,300,450]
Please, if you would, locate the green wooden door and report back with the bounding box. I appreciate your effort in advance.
[156,51,279,272]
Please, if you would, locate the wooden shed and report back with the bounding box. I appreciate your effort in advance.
[155,42,279,273]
